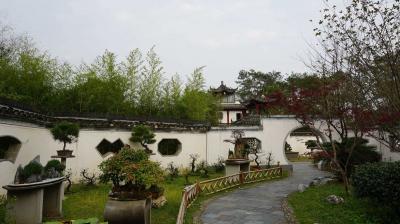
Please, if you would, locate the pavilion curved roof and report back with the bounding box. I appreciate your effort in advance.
[210,81,237,94]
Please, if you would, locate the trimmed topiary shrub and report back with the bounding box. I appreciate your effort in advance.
[352,161,400,212]
[45,159,64,172]
[21,161,43,181]
[321,137,381,177]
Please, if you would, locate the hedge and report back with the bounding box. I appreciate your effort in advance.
[352,161,400,211]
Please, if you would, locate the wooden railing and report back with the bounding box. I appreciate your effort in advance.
[176,167,283,224]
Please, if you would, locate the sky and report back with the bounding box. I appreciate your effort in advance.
[0,0,343,88]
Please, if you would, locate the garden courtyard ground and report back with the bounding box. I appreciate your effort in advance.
[201,162,328,224]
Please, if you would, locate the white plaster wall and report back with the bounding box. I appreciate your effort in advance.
[364,136,400,162]
[219,110,243,124]
[286,136,317,155]
[0,120,207,194]
[262,117,304,165]
[207,117,318,166]
[1,116,398,195]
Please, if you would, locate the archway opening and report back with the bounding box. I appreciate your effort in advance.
[283,126,324,163]
[0,136,22,163]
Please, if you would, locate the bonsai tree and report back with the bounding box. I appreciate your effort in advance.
[99,147,164,200]
[51,121,79,154]
[189,153,199,173]
[284,142,292,152]
[246,139,262,168]
[224,130,247,159]
[305,140,318,151]
[130,125,156,154]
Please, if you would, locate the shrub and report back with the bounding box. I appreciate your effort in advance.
[352,161,400,213]
[196,160,208,177]
[99,148,164,199]
[148,185,164,199]
[44,159,64,172]
[189,154,199,173]
[20,161,43,181]
[80,169,98,186]
[311,150,331,164]
[285,142,292,152]
[0,195,6,224]
[212,157,225,173]
[166,162,179,180]
[179,167,191,185]
[321,138,381,177]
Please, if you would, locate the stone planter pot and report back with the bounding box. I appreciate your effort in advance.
[56,150,73,157]
[225,159,251,176]
[104,197,151,224]
[285,151,299,160]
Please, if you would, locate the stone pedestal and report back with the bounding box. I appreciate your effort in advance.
[225,159,251,176]
[3,177,65,224]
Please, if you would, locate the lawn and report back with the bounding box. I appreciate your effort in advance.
[57,170,288,224]
[288,183,389,224]
[59,172,223,224]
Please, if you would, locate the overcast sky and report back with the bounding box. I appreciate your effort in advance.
[0,0,343,87]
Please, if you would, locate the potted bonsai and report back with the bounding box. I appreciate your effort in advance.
[51,121,80,158]
[223,130,252,176]
[99,147,164,224]
[130,125,156,154]
[285,142,299,160]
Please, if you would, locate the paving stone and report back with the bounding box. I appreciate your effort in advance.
[201,163,330,224]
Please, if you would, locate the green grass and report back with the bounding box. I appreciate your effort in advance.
[57,171,288,224]
[288,183,389,224]
[59,172,223,224]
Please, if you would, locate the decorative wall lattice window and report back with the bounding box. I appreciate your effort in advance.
[0,136,22,163]
[96,138,124,156]
[158,139,182,156]
[242,137,261,152]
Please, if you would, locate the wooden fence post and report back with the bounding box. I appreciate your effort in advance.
[239,171,244,184]
[196,181,201,194]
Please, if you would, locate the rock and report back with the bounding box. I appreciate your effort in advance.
[320,178,335,185]
[152,195,167,208]
[32,155,41,164]
[14,165,24,184]
[309,179,320,186]
[46,167,61,179]
[310,176,336,187]
[25,174,42,183]
[298,184,308,193]
[326,195,344,204]
[317,160,324,170]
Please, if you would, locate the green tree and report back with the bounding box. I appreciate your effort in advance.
[236,69,283,101]
[130,125,156,154]
[50,121,80,151]
[138,47,163,116]
[123,48,143,113]
[186,66,206,91]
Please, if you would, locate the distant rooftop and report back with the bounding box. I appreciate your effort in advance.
[210,81,236,94]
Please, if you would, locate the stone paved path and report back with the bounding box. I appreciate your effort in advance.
[200,162,330,224]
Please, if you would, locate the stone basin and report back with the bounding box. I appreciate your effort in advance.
[2,177,65,224]
[225,159,251,176]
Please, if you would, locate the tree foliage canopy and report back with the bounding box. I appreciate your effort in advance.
[0,26,218,124]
